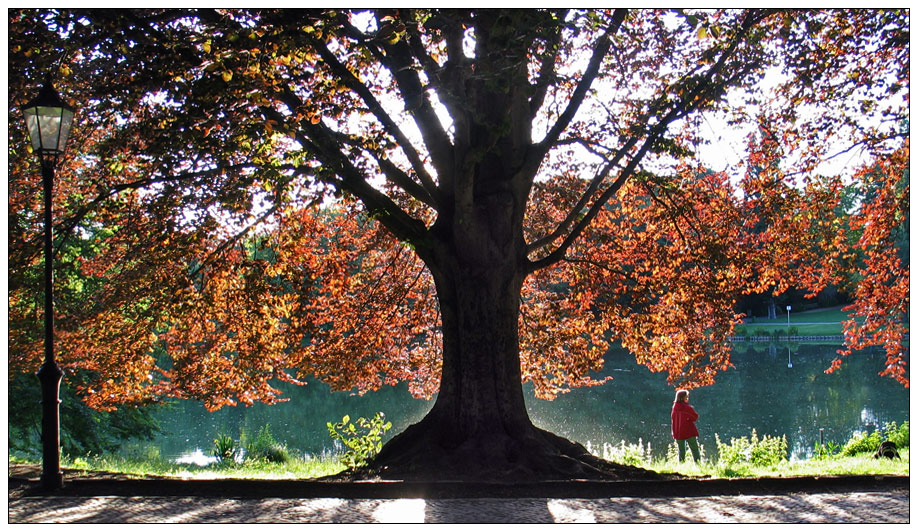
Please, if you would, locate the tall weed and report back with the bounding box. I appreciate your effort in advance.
[586,439,653,466]
[715,429,787,467]
[212,432,240,465]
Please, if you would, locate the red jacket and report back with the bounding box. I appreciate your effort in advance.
[671,401,699,440]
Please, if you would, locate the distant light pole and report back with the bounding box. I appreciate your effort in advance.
[22,82,76,491]
[786,305,791,327]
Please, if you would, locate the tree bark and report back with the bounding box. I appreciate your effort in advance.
[363,196,660,481]
[366,255,659,480]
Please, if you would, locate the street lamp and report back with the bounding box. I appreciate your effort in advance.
[22,82,76,491]
[786,305,791,327]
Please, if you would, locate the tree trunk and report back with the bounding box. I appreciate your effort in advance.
[362,203,660,481]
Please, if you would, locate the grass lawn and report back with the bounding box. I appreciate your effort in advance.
[9,454,347,480]
[650,450,909,479]
[736,306,855,336]
[10,448,908,481]
[732,305,909,345]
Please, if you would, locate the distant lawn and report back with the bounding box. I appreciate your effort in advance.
[735,306,908,339]
[738,322,842,336]
[737,307,854,336]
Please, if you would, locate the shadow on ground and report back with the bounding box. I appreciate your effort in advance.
[8,463,908,500]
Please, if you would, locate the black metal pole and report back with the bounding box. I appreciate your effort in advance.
[37,160,64,491]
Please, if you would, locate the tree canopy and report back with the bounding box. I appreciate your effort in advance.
[8,8,908,479]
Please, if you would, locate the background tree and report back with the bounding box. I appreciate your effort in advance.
[7,8,908,479]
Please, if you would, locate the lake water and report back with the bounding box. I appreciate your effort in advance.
[149,343,909,464]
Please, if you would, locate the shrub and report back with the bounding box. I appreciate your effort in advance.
[842,421,909,456]
[885,421,909,449]
[750,432,788,466]
[615,439,654,466]
[841,430,881,456]
[243,424,291,464]
[716,429,787,467]
[327,412,392,469]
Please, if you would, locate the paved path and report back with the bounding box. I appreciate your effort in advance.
[9,490,909,523]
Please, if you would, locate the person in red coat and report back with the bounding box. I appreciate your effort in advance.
[671,389,701,462]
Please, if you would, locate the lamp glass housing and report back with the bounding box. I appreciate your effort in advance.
[23,84,75,159]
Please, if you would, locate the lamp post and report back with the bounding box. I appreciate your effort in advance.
[22,82,76,491]
[786,305,791,327]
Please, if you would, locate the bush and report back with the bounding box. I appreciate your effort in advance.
[841,430,883,456]
[750,432,789,466]
[327,412,392,469]
[842,421,909,456]
[243,424,290,464]
[716,430,787,467]
[885,421,909,449]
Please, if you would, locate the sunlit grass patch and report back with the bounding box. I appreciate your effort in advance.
[645,449,909,479]
[28,452,348,480]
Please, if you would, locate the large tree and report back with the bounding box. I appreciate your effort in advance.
[8,9,908,480]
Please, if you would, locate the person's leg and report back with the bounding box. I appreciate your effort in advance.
[687,437,700,462]
[676,439,686,462]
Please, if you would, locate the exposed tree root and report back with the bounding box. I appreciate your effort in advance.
[333,416,667,482]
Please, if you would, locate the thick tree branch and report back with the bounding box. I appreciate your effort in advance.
[306,34,441,205]
[527,131,659,273]
[294,116,431,251]
[528,9,770,272]
[528,11,567,119]
[376,156,438,208]
[532,9,626,156]
[526,136,639,253]
[382,37,457,192]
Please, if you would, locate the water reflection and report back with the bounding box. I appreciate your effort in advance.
[148,343,908,462]
[175,448,218,467]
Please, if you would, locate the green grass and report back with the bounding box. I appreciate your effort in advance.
[10,452,346,480]
[736,307,853,336]
[10,449,907,482]
[646,450,909,479]
[734,306,909,340]
[588,427,908,479]
[11,423,909,481]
